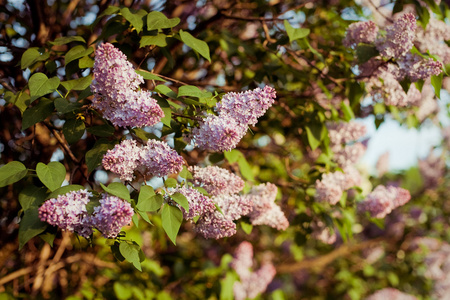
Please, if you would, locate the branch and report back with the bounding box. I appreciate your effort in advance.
[43,121,80,164]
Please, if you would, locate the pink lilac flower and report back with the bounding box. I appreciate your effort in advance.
[334,142,367,167]
[91,43,164,128]
[245,183,289,230]
[327,121,367,146]
[415,84,439,121]
[358,185,411,218]
[139,139,184,178]
[311,220,337,244]
[365,288,418,300]
[190,166,245,196]
[214,194,253,221]
[398,53,443,82]
[191,114,247,152]
[231,242,276,300]
[38,189,93,238]
[315,167,362,205]
[168,185,216,220]
[376,152,390,177]
[194,210,237,239]
[418,151,445,189]
[416,18,450,64]
[376,13,417,59]
[343,21,379,48]
[91,194,134,238]
[366,69,409,106]
[216,86,277,126]
[102,139,141,181]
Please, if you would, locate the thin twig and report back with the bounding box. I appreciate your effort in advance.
[43,121,80,164]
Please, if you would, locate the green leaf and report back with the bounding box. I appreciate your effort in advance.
[137,186,164,212]
[170,192,189,213]
[21,48,49,69]
[164,178,178,188]
[114,282,133,300]
[65,45,94,65]
[49,36,86,46]
[237,155,254,181]
[178,85,212,98]
[22,98,54,130]
[305,124,322,150]
[54,98,83,114]
[121,7,146,33]
[138,210,153,224]
[140,34,168,47]
[240,222,253,234]
[111,242,126,262]
[135,69,166,82]
[179,166,193,179]
[39,232,56,247]
[161,107,172,128]
[47,185,85,199]
[28,73,60,102]
[85,138,116,173]
[63,118,85,145]
[161,204,183,245]
[284,20,310,42]
[86,124,115,137]
[130,128,160,142]
[224,149,241,163]
[431,73,443,99]
[340,102,355,121]
[119,241,142,271]
[154,84,177,98]
[61,76,92,92]
[11,92,31,113]
[220,272,238,300]
[100,182,130,201]
[146,11,180,31]
[179,30,211,62]
[36,162,66,192]
[0,161,27,187]
[79,56,94,68]
[355,44,379,64]
[19,207,48,250]
[19,186,48,211]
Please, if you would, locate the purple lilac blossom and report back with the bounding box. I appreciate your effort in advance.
[194,210,237,239]
[343,21,379,48]
[327,121,367,146]
[91,43,164,128]
[139,139,184,178]
[315,167,362,205]
[216,86,277,126]
[38,189,93,238]
[213,194,253,221]
[102,139,141,181]
[365,288,418,300]
[91,194,134,238]
[398,53,442,82]
[191,114,247,152]
[168,185,216,220]
[190,166,245,196]
[415,18,450,64]
[231,242,277,300]
[245,183,289,230]
[418,151,445,189]
[376,13,417,58]
[311,220,337,244]
[334,142,367,168]
[358,185,411,218]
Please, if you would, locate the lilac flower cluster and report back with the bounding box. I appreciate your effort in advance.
[310,220,337,244]
[231,242,277,300]
[38,189,93,238]
[194,210,237,239]
[327,121,367,167]
[91,43,164,128]
[365,288,418,300]
[91,194,134,238]
[416,18,450,64]
[168,185,216,220]
[418,151,445,189]
[376,13,417,58]
[245,183,289,230]
[190,166,245,196]
[345,14,443,107]
[315,166,362,205]
[102,139,184,181]
[358,185,411,218]
[343,20,379,48]
[192,86,276,152]
[39,190,134,239]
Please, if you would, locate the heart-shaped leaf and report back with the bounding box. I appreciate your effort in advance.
[29,73,60,102]
[36,162,66,192]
